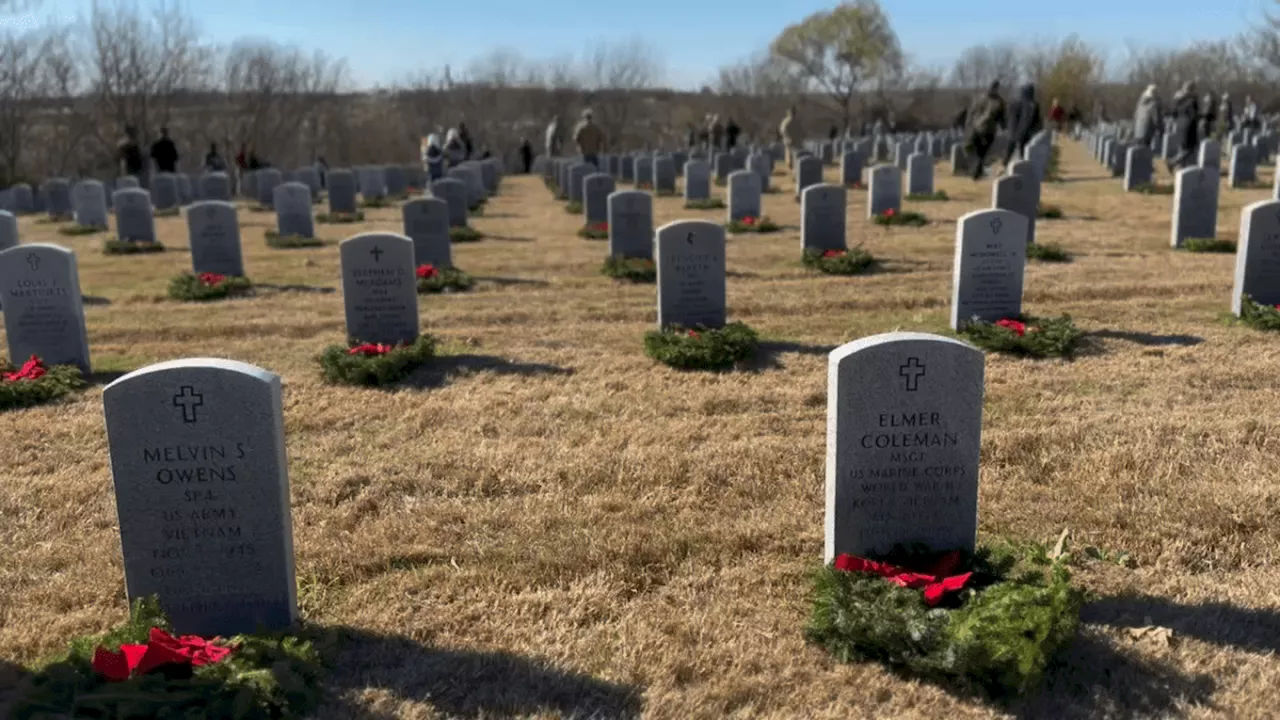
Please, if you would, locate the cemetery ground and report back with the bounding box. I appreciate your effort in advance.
[2,142,1280,718]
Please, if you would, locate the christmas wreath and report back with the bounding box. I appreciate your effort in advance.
[873,208,928,227]
[725,215,780,234]
[1025,243,1071,262]
[601,256,655,282]
[683,198,725,210]
[315,211,365,224]
[318,335,436,386]
[578,222,608,240]
[960,316,1082,357]
[416,264,473,293]
[0,355,83,411]
[265,231,324,249]
[168,272,254,301]
[104,239,165,255]
[643,322,758,370]
[1180,237,1236,253]
[802,247,876,275]
[1238,296,1280,331]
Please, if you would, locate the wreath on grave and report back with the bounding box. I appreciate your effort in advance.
[1237,296,1280,331]
[265,231,324,249]
[1025,243,1072,263]
[359,196,393,209]
[601,255,656,283]
[564,201,583,214]
[318,334,436,386]
[58,223,107,236]
[168,272,254,302]
[449,225,483,243]
[1037,204,1065,220]
[802,247,876,275]
[873,209,928,227]
[578,222,608,240]
[683,198,726,210]
[315,211,365,224]
[416,263,473,294]
[1181,237,1236,253]
[1132,182,1174,195]
[906,190,949,202]
[103,239,165,255]
[806,543,1083,698]
[636,182,654,191]
[8,597,325,720]
[153,208,181,218]
[961,316,1082,358]
[643,322,759,370]
[725,215,780,234]
[0,355,84,411]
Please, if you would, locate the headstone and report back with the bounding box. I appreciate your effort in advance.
[950,145,970,176]
[823,332,984,560]
[0,211,16,251]
[1124,146,1154,191]
[358,166,387,200]
[10,184,32,214]
[176,174,194,205]
[151,173,178,211]
[1171,166,1218,248]
[72,180,108,228]
[607,191,653,260]
[795,155,823,198]
[1199,139,1221,170]
[656,220,726,330]
[654,156,676,194]
[568,163,590,204]
[384,166,407,197]
[1024,143,1051,180]
[327,170,357,214]
[840,151,863,187]
[748,153,772,192]
[620,155,635,183]
[1230,145,1259,188]
[199,173,232,202]
[683,160,711,201]
[583,173,615,224]
[293,167,321,199]
[117,176,140,190]
[103,358,297,636]
[113,188,157,244]
[727,170,761,222]
[43,179,72,219]
[430,178,468,228]
[867,164,902,217]
[187,201,244,277]
[0,243,91,373]
[950,209,1028,330]
[906,153,934,195]
[991,172,1040,245]
[273,182,314,239]
[801,184,847,253]
[1233,200,1280,315]
[713,153,732,182]
[636,157,654,187]
[339,233,419,345]
[402,197,452,268]
[256,169,283,209]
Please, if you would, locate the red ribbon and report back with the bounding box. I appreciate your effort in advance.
[834,551,973,607]
[91,627,235,682]
[3,355,46,382]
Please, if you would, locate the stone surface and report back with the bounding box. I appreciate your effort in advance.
[906,153,934,195]
[683,161,711,201]
[0,243,90,372]
[102,358,297,636]
[1171,167,1219,248]
[840,151,863,186]
[43,179,71,218]
[583,173,614,224]
[727,170,761,222]
[1232,199,1280,315]
[402,197,452,268]
[655,220,726,329]
[327,170,357,214]
[255,169,283,209]
[824,332,984,560]
[151,174,178,211]
[950,209,1028,330]
[0,210,16,251]
[200,173,232,202]
[339,233,419,345]
[991,172,1040,245]
[795,156,823,198]
[113,188,157,244]
[801,184,847,252]
[430,178,468,228]
[187,201,244,277]
[607,191,653,260]
[867,165,902,217]
[72,180,108,228]
[1230,145,1259,188]
[273,182,315,238]
[1124,146,1154,191]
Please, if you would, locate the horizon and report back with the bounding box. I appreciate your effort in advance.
[3,0,1269,89]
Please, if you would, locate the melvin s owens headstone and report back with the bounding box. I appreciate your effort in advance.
[103,358,297,636]
[824,332,984,561]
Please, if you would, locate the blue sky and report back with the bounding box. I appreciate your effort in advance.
[14,0,1268,88]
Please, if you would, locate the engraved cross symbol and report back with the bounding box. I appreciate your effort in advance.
[370,246,384,262]
[900,358,926,392]
[173,386,203,423]
[26,253,39,271]
[990,217,1003,235]
[685,231,694,245]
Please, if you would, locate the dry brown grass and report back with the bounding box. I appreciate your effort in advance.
[2,142,1280,719]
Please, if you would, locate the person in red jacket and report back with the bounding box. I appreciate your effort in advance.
[1049,98,1066,132]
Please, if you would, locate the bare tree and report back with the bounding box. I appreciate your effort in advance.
[1020,34,1106,115]
[0,24,67,183]
[948,42,1021,90]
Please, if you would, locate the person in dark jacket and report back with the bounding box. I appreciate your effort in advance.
[150,127,179,173]
[1199,92,1216,141]
[966,80,1007,180]
[518,137,533,173]
[457,122,474,160]
[117,125,144,178]
[1003,83,1043,168]
[204,143,226,172]
[724,117,741,149]
[1168,81,1201,172]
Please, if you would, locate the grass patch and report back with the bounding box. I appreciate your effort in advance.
[578,222,608,240]
[8,596,324,720]
[906,190,949,202]
[360,196,393,209]
[167,273,253,302]
[153,207,180,218]
[643,322,759,371]
[248,204,274,213]
[961,315,1083,358]
[58,224,106,236]
[1026,243,1072,263]
[725,216,780,234]
[103,239,164,255]
[1239,296,1280,331]
[318,335,437,387]
[450,226,483,243]
[0,358,83,411]
[684,198,725,210]
[802,247,876,275]
[565,201,583,214]
[601,256,656,283]
[416,265,474,294]
[872,210,928,227]
[807,543,1082,698]
[1181,237,1236,253]
[1132,182,1174,195]
[265,231,324,249]
[316,211,365,224]
[1037,205,1065,219]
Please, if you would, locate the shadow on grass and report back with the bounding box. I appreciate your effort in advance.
[254,283,338,295]
[1082,594,1280,655]
[470,275,551,288]
[1010,630,1216,719]
[317,627,644,719]
[1054,175,1117,184]
[742,341,839,371]
[1088,330,1203,347]
[399,354,573,389]
[86,370,131,386]
[82,295,112,306]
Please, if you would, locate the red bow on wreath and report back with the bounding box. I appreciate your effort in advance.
[92,627,236,682]
[4,355,46,382]
[348,343,394,356]
[834,551,973,607]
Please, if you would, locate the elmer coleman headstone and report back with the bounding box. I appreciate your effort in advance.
[824,332,984,561]
[103,358,297,637]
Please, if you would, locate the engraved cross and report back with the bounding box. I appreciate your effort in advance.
[370,246,384,262]
[173,386,204,424]
[900,357,926,392]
